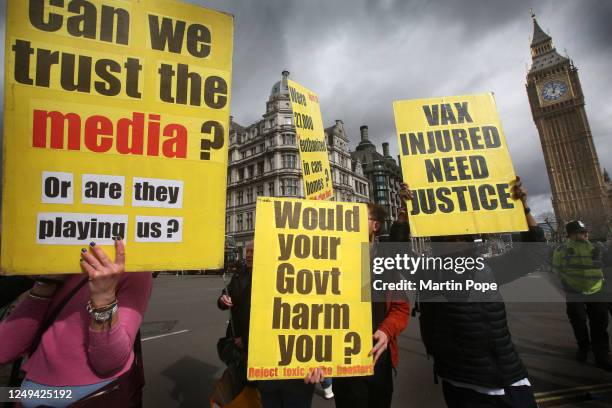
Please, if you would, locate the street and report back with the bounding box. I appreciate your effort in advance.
[141,275,612,407]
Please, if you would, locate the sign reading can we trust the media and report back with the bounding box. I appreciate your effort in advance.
[287,79,334,201]
[393,93,527,237]
[1,0,233,274]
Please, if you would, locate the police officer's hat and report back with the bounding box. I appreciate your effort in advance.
[566,220,588,234]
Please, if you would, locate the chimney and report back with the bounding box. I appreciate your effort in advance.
[382,142,390,157]
[360,125,369,142]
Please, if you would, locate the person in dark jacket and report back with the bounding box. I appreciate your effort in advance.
[218,241,253,348]
[218,241,321,408]
[406,178,545,408]
[332,203,410,408]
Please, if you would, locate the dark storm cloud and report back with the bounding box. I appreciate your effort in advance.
[187,0,610,215]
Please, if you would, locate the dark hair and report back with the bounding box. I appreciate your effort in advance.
[367,203,387,224]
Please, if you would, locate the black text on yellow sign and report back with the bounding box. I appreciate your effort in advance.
[2,0,233,274]
[248,198,373,380]
[287,79,334,200]
[393,94,527,237]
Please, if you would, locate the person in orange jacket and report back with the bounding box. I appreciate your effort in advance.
[332,203,410,408]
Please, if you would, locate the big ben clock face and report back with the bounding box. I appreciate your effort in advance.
[541,80,569,101]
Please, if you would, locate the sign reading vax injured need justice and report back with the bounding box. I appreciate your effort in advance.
[393,93,527,236]
[1,0,233,274]
[248,197,373,380]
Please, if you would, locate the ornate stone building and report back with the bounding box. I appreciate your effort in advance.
[325,120,370,204]
[526,15,611,239]
[226,71,371,252]
[351,126,404,233]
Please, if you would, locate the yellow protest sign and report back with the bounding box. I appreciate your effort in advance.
[287,79,334,200]
[1,0,233,274]
[247,197,373,380]
[393,93,527,237]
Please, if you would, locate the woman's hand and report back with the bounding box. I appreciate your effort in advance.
[369,330,389,365]
[399,183,414,203]
[397,183,413,223]
[80,237,125,308]
[511,176,528,206]
[220,294,233,308]
[304,367,325,384]
[512,176,538,227]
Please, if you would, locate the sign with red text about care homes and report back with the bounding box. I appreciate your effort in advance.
[287,79,334,201]
[248,197,373,380]
[393,93,528,237]
[1,0,233,274]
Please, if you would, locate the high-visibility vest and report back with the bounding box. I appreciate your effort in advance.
[552,240,603,295]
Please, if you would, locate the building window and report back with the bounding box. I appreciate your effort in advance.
[268,182,275,196]
[257,161,264,175]
[237,191,244,205]
[247,165,254,179]
[246,212,254,230]
[246,187,253,203]
[238,168,244,181]
[241,151,246,159]
[376,190,388,204]
[283,133,295,145]
[341,173,349,185]
[282,153,297,169]
[257,184,264,196]
[237,214,243,231]
[226,215,231,232]
[281,179,298,196]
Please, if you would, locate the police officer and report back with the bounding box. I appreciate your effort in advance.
[552,220,611,371]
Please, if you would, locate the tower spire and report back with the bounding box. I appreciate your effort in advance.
[531,14,552,48]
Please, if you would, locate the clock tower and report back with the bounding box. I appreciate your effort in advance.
[526,14,610,239]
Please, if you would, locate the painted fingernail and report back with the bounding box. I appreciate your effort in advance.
[81,248,87,253]
[90,242,96,247]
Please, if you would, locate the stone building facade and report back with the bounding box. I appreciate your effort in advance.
[351,126,404,233]
[226,71,371,252]
[526,15,611,239]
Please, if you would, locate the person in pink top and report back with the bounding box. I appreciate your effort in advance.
[0,238,152,407]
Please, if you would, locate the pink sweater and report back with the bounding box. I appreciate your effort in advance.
[0,272,152,386]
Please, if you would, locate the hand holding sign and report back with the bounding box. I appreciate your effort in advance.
[80,238,125,308]
[512,176,528,205]
[369,330,389,365]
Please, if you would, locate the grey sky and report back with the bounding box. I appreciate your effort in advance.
[1,0,610,217]
[192,0,612,217]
